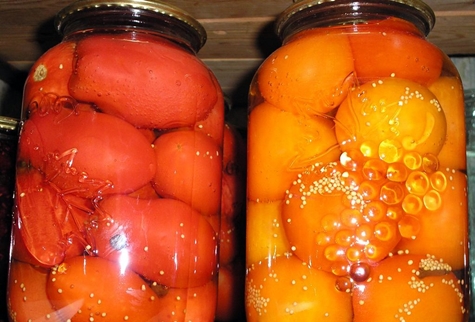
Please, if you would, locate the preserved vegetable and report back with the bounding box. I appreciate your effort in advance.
[8,1,224,320]
[245,1,469,321]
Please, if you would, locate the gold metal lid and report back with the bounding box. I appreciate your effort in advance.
[0,116,19,132]
[276,0,435,40]
[55,0,207,52]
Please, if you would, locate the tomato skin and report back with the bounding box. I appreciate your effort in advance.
[7,260,55,322]
[69,34,218,129]
[349,17,443,85]
[353,254,466,322]
[87,194,218,288]
[12,166,88,267]
[23,41,76,111]
[153,130,222,216]
[46,255,161,321]
[19,106,156,197]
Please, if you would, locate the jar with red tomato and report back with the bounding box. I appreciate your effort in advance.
[245,0,470,321]
[7,1,224,320]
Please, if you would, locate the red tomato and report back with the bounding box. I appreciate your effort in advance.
[353,254,466,321]
[152,279,217,321]
[246,255,353,321]
[7,260,56,322]
[69,34,218,129]
[12,166,88,267]
[87,194,218,288]
[221,123,247,220]
[153,130,222,216]
[349,17,443,85]
[23,40,76,111]
[19,106,156,197]
[194,75,226,147]
[46,255,161,321]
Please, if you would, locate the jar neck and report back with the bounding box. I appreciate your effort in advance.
[276,0,435,42]
[55,2,206,54]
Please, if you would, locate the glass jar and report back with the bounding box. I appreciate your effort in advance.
[245,0,470,321]
[7,1,224,321]
[0,117,18,322]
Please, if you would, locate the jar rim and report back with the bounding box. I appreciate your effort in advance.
[276,0,435,40]
[55,0,207,52]
[0,117,19,132]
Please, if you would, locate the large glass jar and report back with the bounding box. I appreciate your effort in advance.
[7,1,224,321]
[0,117,18,322]
[245,0,469,321]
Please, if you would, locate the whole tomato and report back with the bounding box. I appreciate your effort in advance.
[87,194,218,288]
[19,105,156,197]
[46,255,162,321]
[69,33,218,129]
[23,40,76,111]
[153,129,222,216]
[7,260,54,321]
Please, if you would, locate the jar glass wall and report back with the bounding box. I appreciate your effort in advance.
[7,1,224,320]
[246,1,470,321]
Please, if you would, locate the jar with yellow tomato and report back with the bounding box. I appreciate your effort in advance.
[245,1,470,321]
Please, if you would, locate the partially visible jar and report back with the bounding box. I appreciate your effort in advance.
[7,1,224,321]
[0,117,18,322]
[465,89,475,322]
[246,0,469,321]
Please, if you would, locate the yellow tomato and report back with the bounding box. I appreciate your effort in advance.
[429,76,466,170]
[257,28,355,115]
[247,101,340,202]
[335,78,447,160]
[246,255,353,322]
[395,168,468,270]
[246,199,292,266]
[353,254,466,322]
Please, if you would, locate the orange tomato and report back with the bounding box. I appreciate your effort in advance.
[429,76,466,170]
[349,17,443,85]
[246,255,353,321]
[246,199,292,266]
[247,101,340,202]
[152,279,217,321]
[282,161,401,273]
[353,254,467,321]
[7,260,56,321]
[395,168,468,270]
[335,77,447,159]
[46,256,161,321]
[256,28,355,115]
